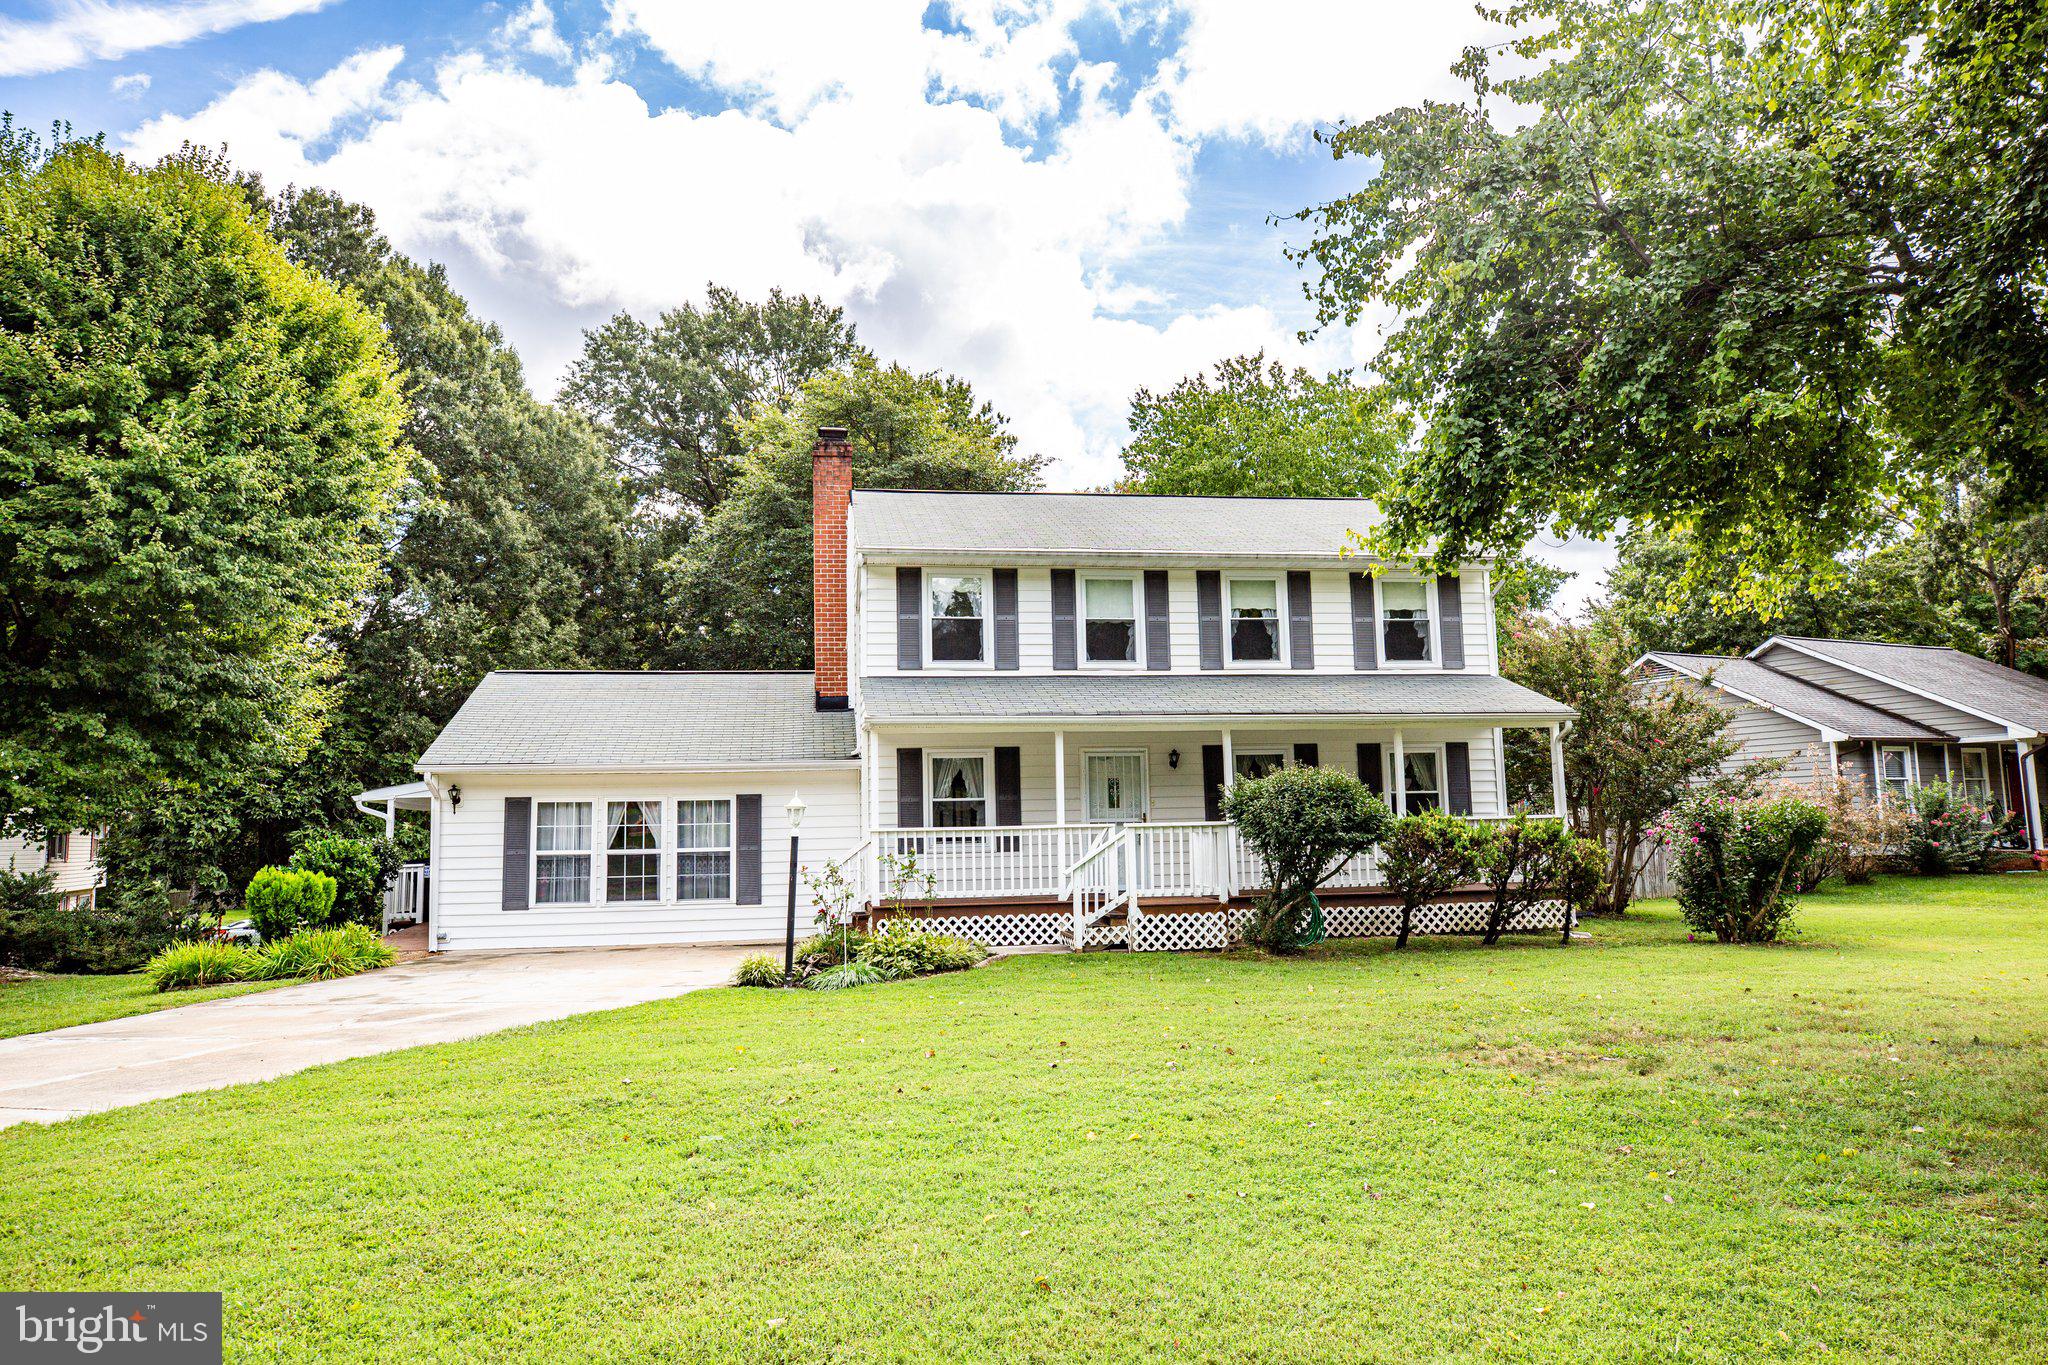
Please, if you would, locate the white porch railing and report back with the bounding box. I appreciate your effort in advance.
[875,824,1103,900]
[381,862,429,933]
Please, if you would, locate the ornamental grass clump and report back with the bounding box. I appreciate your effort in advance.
[143,940,256,991]
[253,924,395,981]
[1660,793,1829,944]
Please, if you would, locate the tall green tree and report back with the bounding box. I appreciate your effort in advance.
[1117,353,1404,497]
[0,126,406,837]
[1289,0,2048,607]
[1915,465,2048,673]
[672,359,1045,669]
[561,287,863,525]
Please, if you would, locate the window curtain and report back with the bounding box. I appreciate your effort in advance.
[932,756,983,800]
[607,803,627,849]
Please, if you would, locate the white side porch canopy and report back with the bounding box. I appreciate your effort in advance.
[354,780,432,838]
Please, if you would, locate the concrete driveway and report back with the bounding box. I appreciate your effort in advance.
[0,945,752,1128]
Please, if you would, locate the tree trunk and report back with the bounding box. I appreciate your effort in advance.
[1395,900,1415,950]
[1987,560,2018,669]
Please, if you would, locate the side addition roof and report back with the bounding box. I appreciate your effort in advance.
[861,673,1574,724]
[418,672,859,770]
[1640,652,1951,742]
[848,489,1385,560]
[1755,637,2048,735]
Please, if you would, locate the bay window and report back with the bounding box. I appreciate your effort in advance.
[1381,579,1434,663]
[1083,576,1139,663]
[930,754,989,828]
[928,574,985,662]
[1228,577,1281,663]
[606,800,661,903]
[675,800,734,900]
[534,801,593,904]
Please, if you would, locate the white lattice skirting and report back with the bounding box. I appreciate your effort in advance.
[874,898,1570,953]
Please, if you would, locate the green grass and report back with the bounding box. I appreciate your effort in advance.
[4,875,2046,1361]
[0,971,295,1040]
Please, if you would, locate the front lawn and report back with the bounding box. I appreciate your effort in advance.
[4,874,2045,1361]
[0,972,295,1040]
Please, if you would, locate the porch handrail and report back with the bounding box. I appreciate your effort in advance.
[822,838,872,919]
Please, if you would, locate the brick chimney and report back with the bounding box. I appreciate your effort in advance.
[811,426,854,711]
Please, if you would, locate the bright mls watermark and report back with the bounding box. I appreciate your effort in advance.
[4,1294,220,1362]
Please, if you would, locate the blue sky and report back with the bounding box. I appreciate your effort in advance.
[0,0,1613,597]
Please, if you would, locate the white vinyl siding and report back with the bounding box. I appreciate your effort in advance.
[431,769,860,950]
[0,831,105,900]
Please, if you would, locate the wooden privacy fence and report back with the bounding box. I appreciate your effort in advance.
[1630,840,1677,900]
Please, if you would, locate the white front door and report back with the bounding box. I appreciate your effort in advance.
[1086,752,1147,824]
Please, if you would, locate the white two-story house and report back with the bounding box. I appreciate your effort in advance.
[401,428,1575,952]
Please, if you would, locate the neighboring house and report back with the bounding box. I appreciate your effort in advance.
[0,830,107,910]
[1634,638,2048,851]
[395,428,1576,953]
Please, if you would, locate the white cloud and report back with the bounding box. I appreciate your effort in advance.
[1153,0,1500,144]
[501,0,569,63]
[110,71,152,97]
[0,0,339,77]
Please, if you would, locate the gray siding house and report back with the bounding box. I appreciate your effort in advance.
[395,428,1577,953]
[1635,640,2048,852]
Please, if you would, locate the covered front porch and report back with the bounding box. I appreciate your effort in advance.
[833,715,1569,948]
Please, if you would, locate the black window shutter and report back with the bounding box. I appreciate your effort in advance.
[502,797,531,912]
[1202,744,1225,820]
[896,747,925,827]
[1051,569,1078,671]
[1437,574,1465,670]
[1445,742,1473,815]
[1349,572,1378,671]
[993,569,1019,670]
[1293,742,1319,767]
[1287,571,1315,670]
[1196,571,1223,670]
[1356,743,1384,797]
[896,567,923,671]
[1144,570,1171,670]
[734,794,763,904]
[995,746,1022,824]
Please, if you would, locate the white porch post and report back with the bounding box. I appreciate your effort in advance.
[1391,729,1406,816]
[1549,722,1568,821]
[1221,727,1235,791]
[2023,740,2045,852]
[1055,728,1068,828]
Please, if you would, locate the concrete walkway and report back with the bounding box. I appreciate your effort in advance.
[0,944,752,1128]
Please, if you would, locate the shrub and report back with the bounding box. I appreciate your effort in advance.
[242,867,337,942]
[1784,767,1909,889]
[1663,793,1829,944]
[144,940,256,991]
[289,835,395,929]
[1222,766,1393,953]
[1547,832,1608,946]
[1472,816,1581,945]
[0,872,195,974]
[252,924,395,981]
[795,927,868,977]
[1903,782,1999,875]
[805,959,897,991]
[734,954,785,987]
[858,920,986,976]
[1379,812,1484,950]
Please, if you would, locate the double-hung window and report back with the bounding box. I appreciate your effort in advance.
[1234,750,1286,783]
[1959,749,1994,807]
[535,801,593,904]
[1403,750,1443,812]
[1381,579,1434,664]
[1228,578,1281,663]
[1083,576,1138,663]
[606,800,661,903]
[930,754,989,828]
[1877,745,1915,805]
[928,574,985,663]
[675,800,733,900]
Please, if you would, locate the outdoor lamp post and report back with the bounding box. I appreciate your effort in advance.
[783,792,807,982]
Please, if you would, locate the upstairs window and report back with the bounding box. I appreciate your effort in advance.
[1228,578,1281,662]
[930,754,988,828]
[535,801,593,904]
[44,832,69,862]
[1381,580,1434,663]
[1083,576,1138,663]
[606,800,661,903]
[675,800,733,901]
[928,574,985,662]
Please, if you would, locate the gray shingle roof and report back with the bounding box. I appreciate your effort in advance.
[848,490,1383,559]
[861,673,1573,721]
[418,672,858,769]
[1765,637,2048,733]
[1644,653,1951,741]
